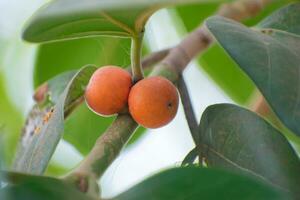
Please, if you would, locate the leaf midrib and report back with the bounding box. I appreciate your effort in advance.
[202,143,287,192]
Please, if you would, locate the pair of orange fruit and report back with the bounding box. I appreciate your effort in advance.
[85,66,179,128]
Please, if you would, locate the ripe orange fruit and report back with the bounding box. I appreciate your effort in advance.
[85,66,132,116]
[128,76,179,128]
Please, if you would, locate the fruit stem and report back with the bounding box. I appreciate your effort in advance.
[131,33,144,82]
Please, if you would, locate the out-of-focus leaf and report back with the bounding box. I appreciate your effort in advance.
[45,163,69,177]
[34,37,131,86]
[0,134,4,170]
[0,75,23,164]
[22,0,231,43]
[64,103,115,155]
[114,167,289,200]
[206,16,300,137]
[258,2,300,36]
[0,171,92,200]
[199,104,300,197]
[13,65,97,175]
[175,0,292,104]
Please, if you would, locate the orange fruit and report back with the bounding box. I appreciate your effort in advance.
[85,66,132,116]
[128,76,179,128]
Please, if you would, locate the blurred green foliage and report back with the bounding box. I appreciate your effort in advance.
[0,74,23,165]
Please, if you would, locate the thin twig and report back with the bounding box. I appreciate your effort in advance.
[177,75,199,144]
[178,75,204,165]
[141,48,170,69]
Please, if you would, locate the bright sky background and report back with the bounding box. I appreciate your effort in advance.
[0,0,232,198]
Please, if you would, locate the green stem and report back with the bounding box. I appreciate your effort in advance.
[131,34,144,82]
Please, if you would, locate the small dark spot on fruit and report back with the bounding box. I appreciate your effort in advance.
[167,102,172,108]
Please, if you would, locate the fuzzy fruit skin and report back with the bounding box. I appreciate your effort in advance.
[85,66,132,116]
[128,76,179,128]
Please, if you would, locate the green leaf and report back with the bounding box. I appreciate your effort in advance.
[0,134,4,170]
[13,65,97,174]
[33,70,77,104]
[175,0,292,104]
[47,71,77,104]
[181,148,198,166]
[114,167,289,200]
[200,45,255,104]
[258,3,300,36]
[45,163,69,177]
[23,0,231,43]
[0,171,92,200]
[0,75,23,164]
[34,37,131,86]
[199,104,300,197]
[206,16,300,137]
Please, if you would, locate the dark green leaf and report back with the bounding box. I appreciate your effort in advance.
[0,171,92,200]
[258,3,300,36]
[13,65,97,174]
[206,16,300,137]
[181,148,198,166]
[114,167,289,200]
[199,103,300,197]
[199,45,255,104]
[23,0,231,43]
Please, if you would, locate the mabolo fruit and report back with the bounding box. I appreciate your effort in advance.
[128,76,179,128]
[85,66,132,116]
